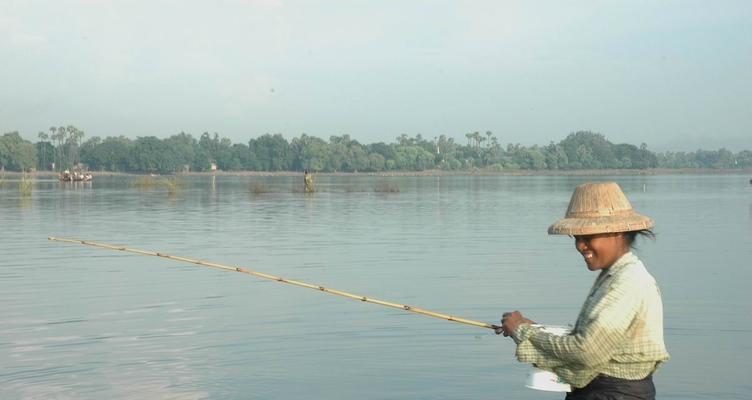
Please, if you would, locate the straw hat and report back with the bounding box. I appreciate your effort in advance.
[548,182,654,235]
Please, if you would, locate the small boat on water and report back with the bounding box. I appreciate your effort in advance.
[59,170,93,182]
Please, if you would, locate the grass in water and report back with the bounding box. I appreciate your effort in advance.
[344,185,369,193]
[19,174,33,197]
[374,180,400,193]
[162,178,186,196]
[131,176,161,189]
[250,183,273,195]
[131,176,185,194]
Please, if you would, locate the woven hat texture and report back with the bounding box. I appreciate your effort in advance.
[548,182,654,235]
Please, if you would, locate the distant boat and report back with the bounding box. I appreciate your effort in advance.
[59,170,93,182]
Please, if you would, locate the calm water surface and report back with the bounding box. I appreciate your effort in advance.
[2,174,751,399]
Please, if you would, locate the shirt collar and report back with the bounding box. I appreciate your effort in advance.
[604,251,636,276]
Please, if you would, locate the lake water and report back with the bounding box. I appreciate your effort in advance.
[1,174,751,399]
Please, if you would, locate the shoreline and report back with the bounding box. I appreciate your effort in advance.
[7,168,752,178]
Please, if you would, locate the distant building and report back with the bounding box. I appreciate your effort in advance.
[210,162,218,172]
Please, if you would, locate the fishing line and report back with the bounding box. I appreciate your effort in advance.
[49,237,500,331]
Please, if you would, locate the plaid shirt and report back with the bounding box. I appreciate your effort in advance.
[512,252,669,388]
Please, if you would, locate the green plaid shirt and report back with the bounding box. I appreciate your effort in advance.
[512,252,669,388]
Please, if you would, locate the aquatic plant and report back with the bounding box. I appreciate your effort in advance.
[374,181,400,193]
[250,183,272,195]
[131,175,160,189]
[19,174,33,197]
[161,177,186,196]
[131,176,185,195]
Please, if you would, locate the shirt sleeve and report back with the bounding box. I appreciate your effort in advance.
[515,277,644,368]
[513,325,565,369]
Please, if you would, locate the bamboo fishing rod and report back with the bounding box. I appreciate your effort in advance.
[49,237,500,331]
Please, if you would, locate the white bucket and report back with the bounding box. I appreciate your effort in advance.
[524,325,572,393]
[525,368,572,392]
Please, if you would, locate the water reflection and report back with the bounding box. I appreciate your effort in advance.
[18,196,32,209]
[1,174,750,399]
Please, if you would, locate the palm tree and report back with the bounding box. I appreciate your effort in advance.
[49,127,58,170]
[472,131,481,148]
[38,131,49,170]
[56,126,67,170]
[66,126,84,166]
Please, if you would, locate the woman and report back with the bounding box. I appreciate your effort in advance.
[499,182,669,399]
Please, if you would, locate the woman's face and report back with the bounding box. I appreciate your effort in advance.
[574,232,630,271]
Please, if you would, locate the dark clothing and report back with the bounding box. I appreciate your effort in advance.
[565,374,655,400]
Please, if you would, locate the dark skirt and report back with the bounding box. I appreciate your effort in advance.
[564,374,655,400]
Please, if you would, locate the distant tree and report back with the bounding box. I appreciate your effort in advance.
[291,134,327,171]
[392,145,434,171]
[559,131,618,169]
[0,132,38,171]
[368,153,386,172]
[523,146,547,170]
[227,143,251,170]
[351,145,370,172]
[163,132,198,171]
[8,126,752,173]
[65,126,85,166]
[251,134,292,171]
[736,150,752,168]
[37,131,50,170]
[435,135,456,163]
[214,137,234,170]
[80,135,136,172]
[543,142,568,170]
[50,126,67,170]
[79,137,103,170]
[129,136,176,173]
[366,142,396,161]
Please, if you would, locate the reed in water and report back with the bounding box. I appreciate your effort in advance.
[131,176,185,195]
[19,174,33,197]
[249,183,273,195]
[374,180,400,193]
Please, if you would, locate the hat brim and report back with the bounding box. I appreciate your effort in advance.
[548,214,654,235]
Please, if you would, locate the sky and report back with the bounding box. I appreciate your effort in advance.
[1,0,750,151]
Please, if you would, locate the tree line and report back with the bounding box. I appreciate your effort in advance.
[1,127,751,173]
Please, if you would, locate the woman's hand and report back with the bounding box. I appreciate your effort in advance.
[495,311,534,336]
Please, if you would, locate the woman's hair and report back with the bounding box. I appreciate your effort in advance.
[625,229,656,248]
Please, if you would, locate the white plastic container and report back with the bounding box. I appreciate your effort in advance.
[526,368,572,392]
[524,325,572,392]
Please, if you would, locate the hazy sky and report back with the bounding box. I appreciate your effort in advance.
[1,0,750,151]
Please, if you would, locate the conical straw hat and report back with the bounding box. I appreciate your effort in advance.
[548,182,654,235]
